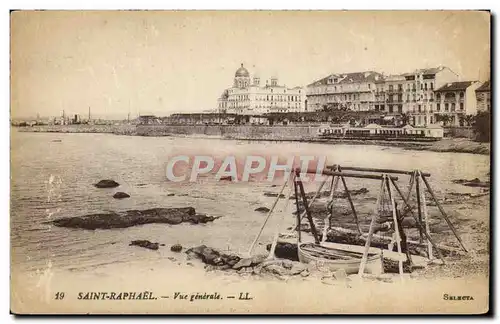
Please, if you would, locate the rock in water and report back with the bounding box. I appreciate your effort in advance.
[254,207,270,213]
[95,180,120,188]
[233,258,253,270]
[130,240,160,250]
[50,207,219,230]
[113,192,130,199]
[171,244,183,252]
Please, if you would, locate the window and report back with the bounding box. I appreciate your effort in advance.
[368,84,371,89]
[418,105,421,112]
[424,83,428,90]
[430,83,434,90]
[451,103,455,111]
[398,84,403,91]
[460,92,464,99]
[389,85,393,91]
[389,105,393,113]
[436,93,441,100]
[460,103,464,110]
[437,103,441,111]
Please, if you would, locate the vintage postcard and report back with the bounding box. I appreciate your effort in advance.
[10,10,491,314]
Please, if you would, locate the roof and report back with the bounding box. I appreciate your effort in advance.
[476,81,490,92]
[235,63,250,77]
[402,66,447,76]
[435,81,476,92]
[426,124,443,129]
[308,71,384,87]
[365,123,382,129]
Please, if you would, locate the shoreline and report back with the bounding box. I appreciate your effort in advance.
[17,125,490,155]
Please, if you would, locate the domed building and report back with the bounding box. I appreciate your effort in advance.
[217,63,306,115]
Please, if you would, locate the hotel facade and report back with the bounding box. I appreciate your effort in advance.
[217,64,306,115]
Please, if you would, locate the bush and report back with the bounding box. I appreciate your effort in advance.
[473,112,490,142]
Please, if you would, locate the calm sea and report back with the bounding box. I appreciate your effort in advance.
[10,130,490,273]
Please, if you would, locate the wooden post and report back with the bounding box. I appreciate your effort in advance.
[389,178,446,264]
[358,177,385,276]
[396,204,413,266]
[386,176,404,279]
[294,173,302,243]
[297,171,320,244]
[323,175,338,243]
[247,175,289,256]
[339,174,362,234]
[421,175,468,253]
[399,171,416,219]
[418,171,433,260]
[415,172,424,243]
[267,174,295,260]
[298,178,328,226]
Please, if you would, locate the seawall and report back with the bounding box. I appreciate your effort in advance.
[135,124,320,140]
[18,124,137,135]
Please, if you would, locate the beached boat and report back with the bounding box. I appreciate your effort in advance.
[298,242,383,275]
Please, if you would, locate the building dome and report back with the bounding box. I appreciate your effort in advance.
[235,63,250,77]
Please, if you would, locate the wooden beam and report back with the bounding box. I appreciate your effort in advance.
[389,178,447,264]
[296,171,320,244]
[327,165,431,177]
[358,178,385,276]
[415,173,424,243]
[338,166,361,234]
[293,174,301,243]
[297,168,399,181]
[421,175,468,253]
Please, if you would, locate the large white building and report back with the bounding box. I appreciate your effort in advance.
[217,64,306,115]
[306,71,384,112]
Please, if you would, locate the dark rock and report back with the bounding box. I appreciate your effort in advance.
[266,242,299,261]
[289,262,307,275]
[113,192,130,199]
[264,192,286,198]
[129,240,159,250]
[50,207,218,230]
[219,176,234,181]
[271,184,277,187]
[233,258,253,270]
[254,207,270,213]
[185,245,241,268]
[264,264,288,276]
[167,193,175,196]
[452,178,489,188]
[94,179,120,188]
[170,244,183,252]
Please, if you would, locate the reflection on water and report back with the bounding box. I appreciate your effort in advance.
[10,130,490,273]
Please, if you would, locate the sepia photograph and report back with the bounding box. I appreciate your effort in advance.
[10,10,491,314]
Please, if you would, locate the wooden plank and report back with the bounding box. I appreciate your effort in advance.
[327,165,431,177]
[320,242,438,266]
[296,171,320,244]
[421,175,468,253]
[296,168,399,181]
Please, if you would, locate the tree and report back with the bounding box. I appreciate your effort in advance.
[464,114,475,127]
[400,113,411,126]
[435,114,451,126]
[473,112,490,142]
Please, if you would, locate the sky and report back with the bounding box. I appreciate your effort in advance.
[10,10,490,119]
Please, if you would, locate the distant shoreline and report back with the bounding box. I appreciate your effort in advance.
[15,125,490,156]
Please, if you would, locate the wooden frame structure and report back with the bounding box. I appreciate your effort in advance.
[248,164,468,278]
